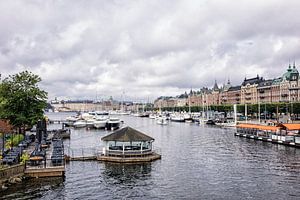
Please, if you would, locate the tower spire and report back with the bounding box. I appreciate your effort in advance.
[293,60,296,68]
[227,77,230,84]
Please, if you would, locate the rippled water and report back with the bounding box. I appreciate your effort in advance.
[1,112,300,199]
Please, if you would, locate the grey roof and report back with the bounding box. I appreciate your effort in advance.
[242,75,263,86]
[228,86,241,91]
[258,79,273,87]
[101,126,154,142]
[213,80,219,91]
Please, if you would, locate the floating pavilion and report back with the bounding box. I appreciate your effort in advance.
[97,126,161,163]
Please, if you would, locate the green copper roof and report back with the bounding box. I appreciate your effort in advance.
[282,64,299,81]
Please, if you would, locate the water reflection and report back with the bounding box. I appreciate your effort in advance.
[99,162,156,199]
[102,162,152,184]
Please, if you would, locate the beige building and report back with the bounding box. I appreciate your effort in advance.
[227,86,241,105]
[240,76,263,104]
[257,80,273,103]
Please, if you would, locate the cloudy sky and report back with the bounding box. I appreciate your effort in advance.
[0,0,300,102]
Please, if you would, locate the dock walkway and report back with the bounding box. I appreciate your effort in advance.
[234,133,300,148]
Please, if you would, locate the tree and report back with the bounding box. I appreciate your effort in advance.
[0,71,47,134]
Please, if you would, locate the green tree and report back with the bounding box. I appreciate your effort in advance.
[0,71,47,134]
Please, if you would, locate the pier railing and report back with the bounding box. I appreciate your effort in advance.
[25,158,65,169]
[65,147,103,160]
[101,147,162,158]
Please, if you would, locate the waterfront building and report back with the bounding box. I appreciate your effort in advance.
[188,93,202,107]
[154,97,176,109]
[176,98,188,107]
[227,86,241,105]
[152,62,300,109]
[257,79,273,103]
[271,78,281,102]
[280,63,299,102]
[211,80,220,105]
[220,79,232,104]
[240,75,264,104]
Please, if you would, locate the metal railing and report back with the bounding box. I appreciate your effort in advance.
[25,158,65,169]
[65,147,102,159]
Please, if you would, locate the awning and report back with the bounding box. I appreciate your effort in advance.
[236,123,279,131]
[277,123,300,131]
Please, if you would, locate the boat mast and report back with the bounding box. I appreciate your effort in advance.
[258,101,261,123]
[234,104,237,125]
[245,103,247,123]
[189,94,191,114]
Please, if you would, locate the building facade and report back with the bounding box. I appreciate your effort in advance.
[154,63,300,108]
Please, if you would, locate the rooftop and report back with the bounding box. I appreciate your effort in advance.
[101,126,154,142]
[242,75,264,86]
[228,85,241,91]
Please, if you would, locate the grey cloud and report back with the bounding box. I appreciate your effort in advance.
[1,0,300,101]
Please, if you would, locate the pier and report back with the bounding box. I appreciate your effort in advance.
[234,132,300,148]
[235,123,300,148]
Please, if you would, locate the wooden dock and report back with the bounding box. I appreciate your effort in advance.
[66,156,97,161]
[24,167,65,178]
[234,133,300,148]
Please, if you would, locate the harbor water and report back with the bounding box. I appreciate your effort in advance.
[1,112,300,199]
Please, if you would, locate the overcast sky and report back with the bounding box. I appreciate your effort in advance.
[0,0,300,102]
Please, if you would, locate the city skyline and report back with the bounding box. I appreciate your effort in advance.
[1,0,300,101]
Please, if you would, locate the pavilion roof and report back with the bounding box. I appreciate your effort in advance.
[236,123,279,131]
[101,126,154,142]
[277,123,300,131]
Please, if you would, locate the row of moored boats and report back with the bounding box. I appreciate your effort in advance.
[65,112,121,130]
[132,112,236,127]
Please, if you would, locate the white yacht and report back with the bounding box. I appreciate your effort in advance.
[86,119,96,128]
[107,117,121,130]
[170,113,185,122]
[93,116,108,129]
[73,120,87,128]
[156,116,168,125]
[65,116,78,126]
[149,113,157,119]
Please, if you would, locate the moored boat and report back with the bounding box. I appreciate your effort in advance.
[93,117,108,129]
[170,114,185,122]
[206,119,216,125]
[73,120,87,128]
[107,117,121,130]
[65,116,78,126]
[156,116,168,125]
